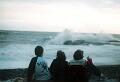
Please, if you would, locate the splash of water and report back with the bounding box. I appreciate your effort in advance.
[47,29,73,45]
[47,29,119,45]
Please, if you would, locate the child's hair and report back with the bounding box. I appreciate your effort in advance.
[56,50,66,61]
[73,49,84,60]
[35,46,44,56]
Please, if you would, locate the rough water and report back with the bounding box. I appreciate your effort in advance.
[0,30,120,69]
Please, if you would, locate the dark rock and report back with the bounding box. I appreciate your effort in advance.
[72,40,85,45]
[0,65,120,81]
[0,68,27,80]
[108,40,120,42]
[64,40,73,45]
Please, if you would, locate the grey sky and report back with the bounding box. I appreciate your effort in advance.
[0,0,120,33]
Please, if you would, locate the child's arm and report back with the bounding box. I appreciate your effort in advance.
[27,57,37,82]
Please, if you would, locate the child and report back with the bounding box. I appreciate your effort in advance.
[27,46,51,82]
[50,50,68,80]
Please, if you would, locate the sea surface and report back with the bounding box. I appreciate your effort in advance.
[0,30,120,69]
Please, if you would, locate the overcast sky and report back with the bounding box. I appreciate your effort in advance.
[0,0,120,34]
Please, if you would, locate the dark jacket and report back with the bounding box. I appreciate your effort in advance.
[50,59,69,80]
[68,65,88,82]
[27,57,38,81]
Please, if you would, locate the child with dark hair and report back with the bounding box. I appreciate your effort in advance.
[68,49,88,82]
[50,50,68,80]
[27,46,51,82]
[69,49,104,81]
[69,49,86,66]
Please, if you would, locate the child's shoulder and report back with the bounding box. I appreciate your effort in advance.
[31,57,38,61]
[32,56,37,59]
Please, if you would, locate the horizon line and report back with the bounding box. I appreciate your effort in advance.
[0,29,119,35]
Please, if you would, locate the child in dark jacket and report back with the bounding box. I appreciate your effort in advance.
[50,50,69,80]
[69,49,88,82]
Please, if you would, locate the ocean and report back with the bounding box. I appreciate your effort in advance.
[0,30,120,69]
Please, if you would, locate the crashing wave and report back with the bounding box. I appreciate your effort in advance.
[47,29,120,45]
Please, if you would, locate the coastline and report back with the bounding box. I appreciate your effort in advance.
[0,65,120,81]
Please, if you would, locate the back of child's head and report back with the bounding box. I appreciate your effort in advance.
[56,50,66,61]
[73,49,84,60]
[35,46,44,57]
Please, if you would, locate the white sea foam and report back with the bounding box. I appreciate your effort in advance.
[47,29,120,45]
[0,30,120,69]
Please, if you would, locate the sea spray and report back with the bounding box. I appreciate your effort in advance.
[47,29,73,45]
[0,30,120,69]
[47,29,120,45]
